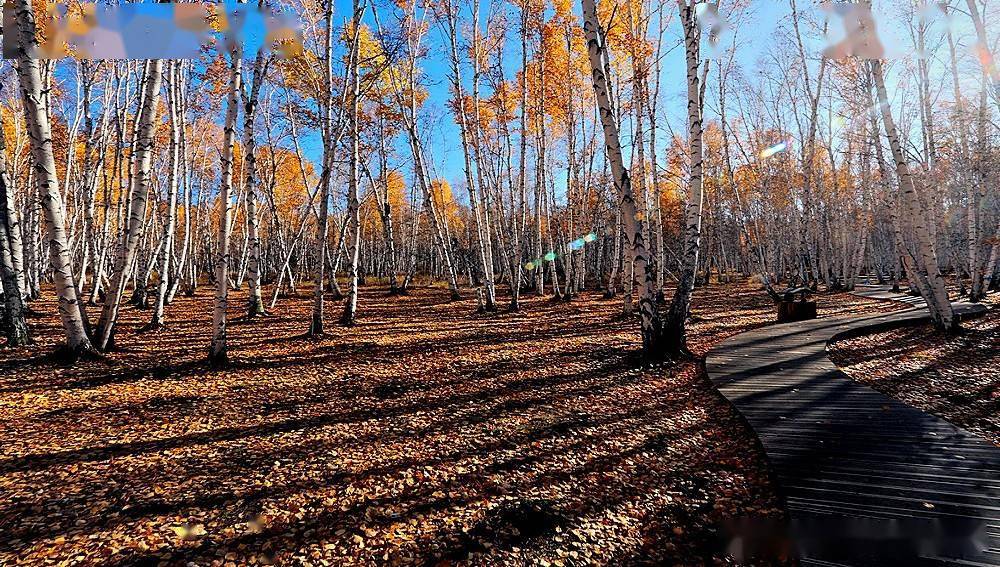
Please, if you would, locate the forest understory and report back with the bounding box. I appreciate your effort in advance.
[829,301,1000,447]
[0,282,897,566]
[2,0,1000,562]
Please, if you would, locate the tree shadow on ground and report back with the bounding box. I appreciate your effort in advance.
[0,285,793,565]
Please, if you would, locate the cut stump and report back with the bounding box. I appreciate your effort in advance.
[776,300,816,323]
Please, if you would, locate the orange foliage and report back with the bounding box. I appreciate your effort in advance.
[430,178,463,231]
[261,146,315,223]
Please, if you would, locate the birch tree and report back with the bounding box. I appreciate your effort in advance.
[242,48,271,318]
[438,0,496,311]
[582,0,663,356]
[94,60,164,350]
[663,0,705,358]
[870,59,955,330]
[341,0,366,326]
[964,0,999,299]
[309,0,337,336]
[372,1,463,301]
[0,106,29,346]
[12,0,94,356]
[209,48,243,365]
[146,61,181,330]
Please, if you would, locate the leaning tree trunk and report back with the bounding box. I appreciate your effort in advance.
[401,125,461,300]
[582,0,663,356]
[865,76,931,302]
[12,0,93,355]
[208,50,242,365]
[94,59,163,350]
[871,59,954,330]
[372,1,462,300]
[662,0,705,358]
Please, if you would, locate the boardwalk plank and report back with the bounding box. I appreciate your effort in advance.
[706,287,998,566]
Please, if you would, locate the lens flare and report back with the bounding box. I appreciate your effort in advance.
[974,43,998,77]
[760,142,787,159]
[530,231,599,268]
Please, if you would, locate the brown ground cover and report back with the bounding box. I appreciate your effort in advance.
[0,282,896,566]
[828,304,1000,446]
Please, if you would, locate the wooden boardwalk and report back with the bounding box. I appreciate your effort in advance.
[706,287,999,566]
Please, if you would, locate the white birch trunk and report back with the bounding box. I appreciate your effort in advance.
[309,0,337,335]
[442,0,495,311]
[94,59,163,350]
[663,0,705,358]
[582,0,663,355]
[243,50,268,317]
[209,51,242,364]
[871,60,955,330]
[341,1,365,326]
[0,112,29,345]
[13,0,93,354]
[148,62,180,329]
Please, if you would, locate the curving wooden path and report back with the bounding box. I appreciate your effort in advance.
[706,286,999,566]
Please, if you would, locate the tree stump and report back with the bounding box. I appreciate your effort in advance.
[777,301,817,323]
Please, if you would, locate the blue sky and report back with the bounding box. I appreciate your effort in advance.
[280,0,986,200]
[6,0,987,215]
[299,0,783,194]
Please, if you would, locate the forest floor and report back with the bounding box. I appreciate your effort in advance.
[0,281,898,566]
[828,296,1000,447]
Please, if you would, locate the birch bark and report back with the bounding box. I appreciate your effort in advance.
[147,61,181,329]
[209,49,242,364]
[0,110,29,346]
[239,50,268,316]
[662,0,705,358]
[13,0,93,354]
[441,0,495,310]
[309,0,336,336]
[582,0,663,356]
[871,59,955,330]
[94,59,163,350]
[341,0,365,326]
